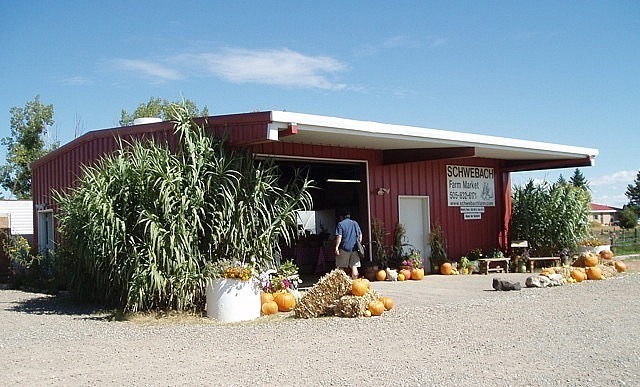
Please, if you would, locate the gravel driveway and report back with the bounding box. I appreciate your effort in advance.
[2,267,639,386]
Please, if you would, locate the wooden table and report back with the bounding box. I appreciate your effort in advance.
[526,257,560,273]
[478,258,511,275]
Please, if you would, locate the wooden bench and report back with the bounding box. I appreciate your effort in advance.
[478,258,511,275]
[526,257,560,273]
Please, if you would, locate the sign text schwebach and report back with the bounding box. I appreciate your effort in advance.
[446,165,495,207]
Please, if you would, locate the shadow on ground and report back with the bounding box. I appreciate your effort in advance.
[6,292,112,320]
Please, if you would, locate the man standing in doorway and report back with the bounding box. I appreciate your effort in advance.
[334,210,362,279]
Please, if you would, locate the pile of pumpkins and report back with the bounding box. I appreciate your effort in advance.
[260,291,296,316]
[561,249,626,283]
[375,267,425,281]
[351,278,395,317]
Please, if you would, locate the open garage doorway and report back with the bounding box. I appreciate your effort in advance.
[271,158,369,275]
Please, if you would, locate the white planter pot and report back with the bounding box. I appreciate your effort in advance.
[206,278,261,322]
[577,246,596,254]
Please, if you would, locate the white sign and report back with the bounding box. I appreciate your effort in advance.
[446,165,495,207]
[464,213,482,220]
[460,206,485,213]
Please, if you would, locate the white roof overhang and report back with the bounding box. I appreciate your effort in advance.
[268,111,598,172]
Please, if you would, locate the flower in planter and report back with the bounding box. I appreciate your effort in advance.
[401,250,423,269]
[258,260,301,293]
[579,237,601,247]
[205,258,259,282]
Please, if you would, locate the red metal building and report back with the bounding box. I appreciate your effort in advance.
[31,111,598,273]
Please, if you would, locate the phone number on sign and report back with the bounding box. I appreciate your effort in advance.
[449,191,477,200]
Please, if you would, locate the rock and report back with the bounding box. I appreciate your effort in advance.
[525,275,552,288]
[547,273,564,286]
[492,278,522,291]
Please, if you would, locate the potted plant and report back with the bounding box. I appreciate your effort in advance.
[204,258,261,322]
[401,250,424,280]
[459,256,470,275]
[428,224,447,274]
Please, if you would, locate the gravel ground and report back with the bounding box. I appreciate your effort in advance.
[2,265,639,386]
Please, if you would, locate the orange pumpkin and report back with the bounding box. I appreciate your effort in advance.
[400,268,412,281]
[411,268,425,280]
[570,269,586,283]
[440,262,453,275]
[599,250,614,260]
[368,300,385,316]
[260,291,274,305]
[583,253,599,267]
[614,260,627,272]
[586,266,603,280]
[274,292,296,311]
[351,278,370,296]
[375,270,387,281]
[380,296,395,311]
[261,300,278,315]
[397,273,406,281]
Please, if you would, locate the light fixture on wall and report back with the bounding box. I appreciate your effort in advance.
[377,187,390,196]
[326,178,361,183]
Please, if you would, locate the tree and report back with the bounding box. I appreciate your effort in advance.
[569,168,590,190]
[556,174,567,186]
[625,170,640,216]
[618,206,638,229]
[1,96,58,199]
[119,97,208,126]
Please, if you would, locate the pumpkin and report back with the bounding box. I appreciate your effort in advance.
[411,268,425,280]
[583,253,599,267]
[351,278,370,296]
[368,300,385,316]
[570,269,586,283]
[363,310,372,317]
[400,268,412,281]
[599,250,614,260]
[440,262,453,275]
[274,292,296,311]
[586,266,603,280]
[260,291,274,305]
[375,270,387,281]
[261,300,278,315]
[380,296,395,311]
[397,273,406,281]
[614,260,627,272]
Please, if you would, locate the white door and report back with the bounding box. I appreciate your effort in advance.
[398,196,431,271]
[38,210,54,253]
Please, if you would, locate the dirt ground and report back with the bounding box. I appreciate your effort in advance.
[1,257,639,386]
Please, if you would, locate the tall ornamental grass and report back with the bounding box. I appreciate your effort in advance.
[54,105,312,312]
[510,180,590,256]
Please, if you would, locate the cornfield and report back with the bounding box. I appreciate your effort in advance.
[54,104,313,312]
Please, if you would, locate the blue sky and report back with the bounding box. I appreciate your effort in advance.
[1,1,638,207]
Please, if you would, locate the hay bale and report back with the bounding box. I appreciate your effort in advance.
[334,289,382,318]
[294,269,352,319]
[599,264,617,279]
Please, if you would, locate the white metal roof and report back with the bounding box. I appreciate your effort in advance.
[268,111,598,164]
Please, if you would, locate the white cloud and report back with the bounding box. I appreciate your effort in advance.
[590,170,637,187]
[356,35,445,56]
[112,59,183,82]
[181,48,348,90]
[111,48,348,89]
[59,76,94,86]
